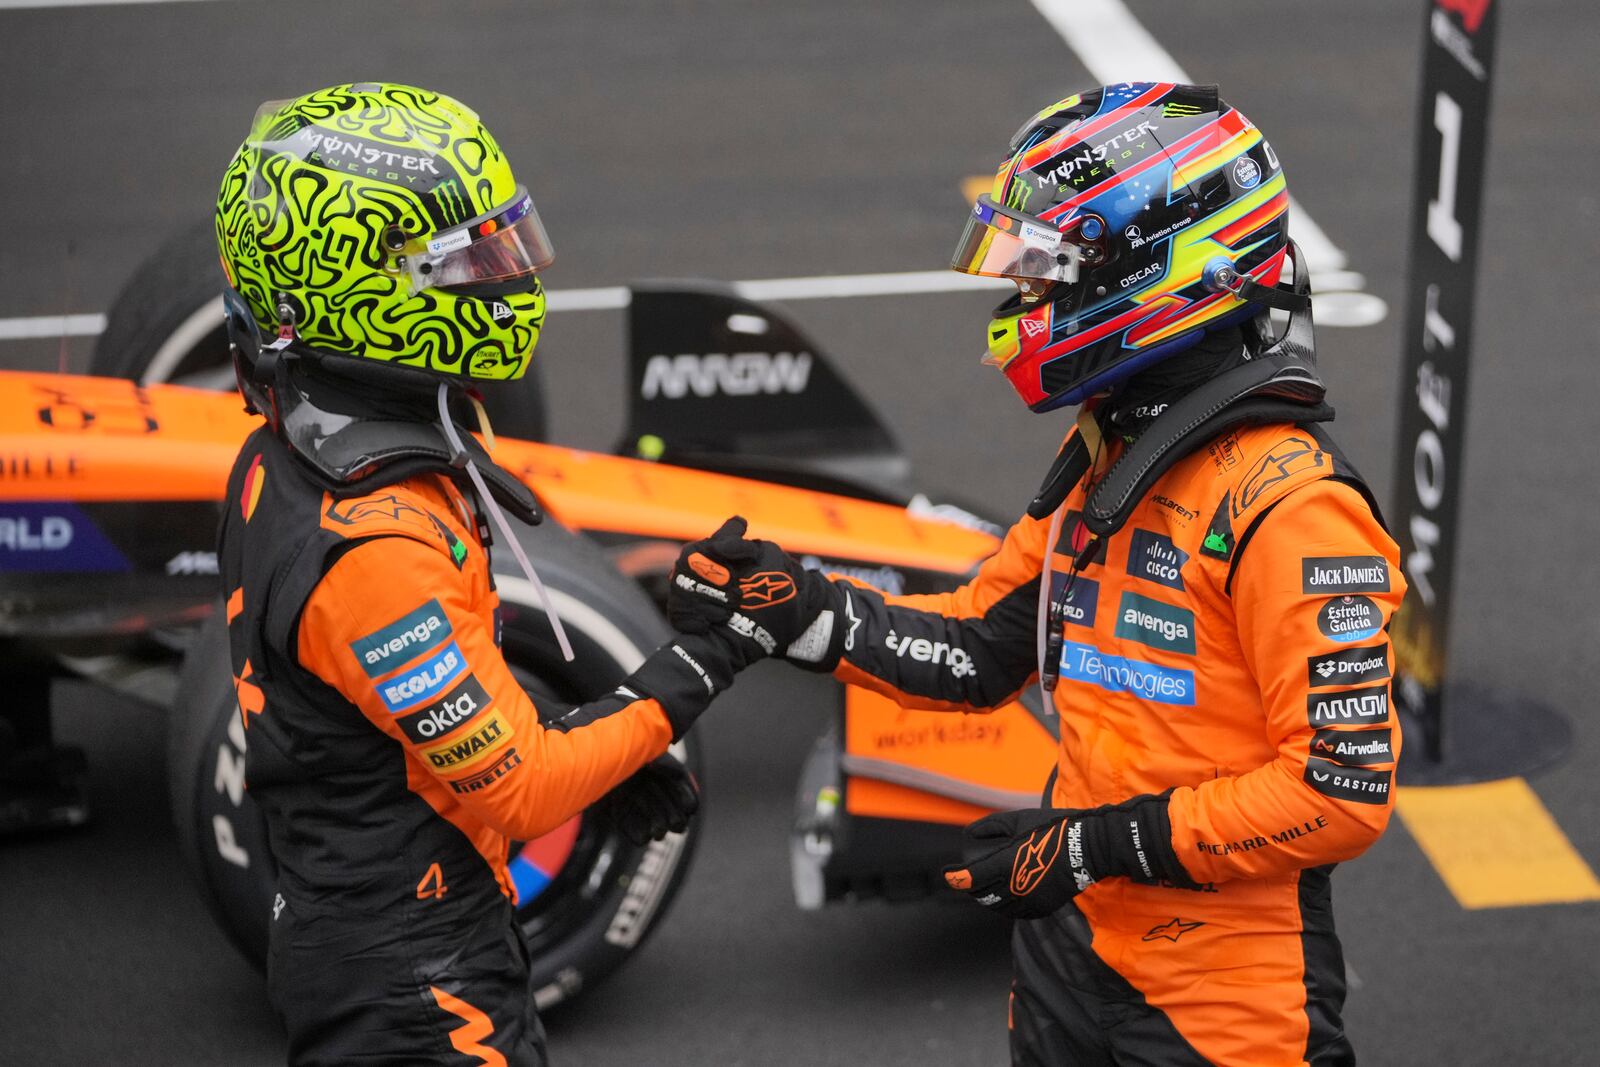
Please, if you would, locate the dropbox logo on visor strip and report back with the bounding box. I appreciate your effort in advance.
[1058,640,1194,706]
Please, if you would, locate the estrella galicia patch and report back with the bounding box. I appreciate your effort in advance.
[1304,757,1391,805]
[1316,595,1382,643]
[1306,684,1390,727]
[1302,556,1390,594]
[1114,591,1196,654]
[377,640,468,712]
[1307,645,1391,688]
[1058,640,1194,706]
[1126,528,1188,590]
[350,599,452,678]
[449,746,523,795]
[1050,574,1099,629]
[1232,435,1323,518]
[421,710,514,771]
[395,674,492,744]
[1310,728,1393,767]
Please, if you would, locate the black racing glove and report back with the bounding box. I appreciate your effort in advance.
[941,795,1197,919]
[597,752,700,846]
[668,516,844,671]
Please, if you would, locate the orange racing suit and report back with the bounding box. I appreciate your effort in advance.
[221,427,731,1066]
[831,422,1403,1066]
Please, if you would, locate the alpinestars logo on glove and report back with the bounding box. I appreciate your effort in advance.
[1011,825,1063,896]
[739,571,796,608]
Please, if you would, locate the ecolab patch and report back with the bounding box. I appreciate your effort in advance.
[1304,757,1391,805]
[395,675,493,744]
[421,711,514,771]
[377,641,468,712]
[351,599,452,678]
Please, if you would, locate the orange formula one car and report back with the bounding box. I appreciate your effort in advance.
[0,228,1056,1006]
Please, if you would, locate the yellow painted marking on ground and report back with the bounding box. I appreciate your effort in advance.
[1395,778,1600,910]
[961,174,992,205]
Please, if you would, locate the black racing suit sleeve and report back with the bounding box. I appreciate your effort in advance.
[831,511,1049,711]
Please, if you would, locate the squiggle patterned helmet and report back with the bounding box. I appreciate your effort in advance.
[952,83,1292,412]
[216,83,552,383]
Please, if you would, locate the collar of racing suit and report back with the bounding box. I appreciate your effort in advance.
[1026,243,1329,537]
[272,357,542,525]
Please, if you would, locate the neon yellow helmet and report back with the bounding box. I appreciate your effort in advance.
[216,82,552,383]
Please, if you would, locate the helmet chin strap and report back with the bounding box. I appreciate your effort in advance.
[436,383,575,663]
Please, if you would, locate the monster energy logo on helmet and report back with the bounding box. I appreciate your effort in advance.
[431,178,471,227]
[215,82,543,383]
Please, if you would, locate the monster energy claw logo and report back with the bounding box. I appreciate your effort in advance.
[432,178,470,226]
[1004,181,1032,212]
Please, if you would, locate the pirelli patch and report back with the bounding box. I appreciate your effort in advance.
[421,711,514,772]
[1304,757,1391,805]
[1310,728,1394,767]
[448,746,523,795]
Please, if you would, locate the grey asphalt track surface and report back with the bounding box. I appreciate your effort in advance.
[3,1,1599,1064]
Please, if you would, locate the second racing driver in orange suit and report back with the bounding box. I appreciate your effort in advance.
[214,84,764,1065]
[666,84,1405,1066]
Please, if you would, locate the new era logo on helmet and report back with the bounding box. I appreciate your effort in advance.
[489,301,514,323]
[739,571,796,608]
[1021,318,1049,338]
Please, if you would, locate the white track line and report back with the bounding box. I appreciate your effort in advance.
[1,272,1011,339]
[0,0,215,8]
[1028,0,1390,331]
[0,314,108,340]
[4,0,1382,338]
[1030,0,1347,275]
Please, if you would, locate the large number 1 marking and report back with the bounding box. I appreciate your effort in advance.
[1426,91,1465,262]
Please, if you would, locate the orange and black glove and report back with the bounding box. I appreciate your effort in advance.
[668,516,845,671]
[942,795,1196,919]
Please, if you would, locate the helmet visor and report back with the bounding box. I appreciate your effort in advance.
[951,195,1082,284]
[405,187,555,292]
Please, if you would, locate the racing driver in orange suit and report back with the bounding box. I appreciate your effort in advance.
[214,84,763,1065]
[667,84,1404,1066]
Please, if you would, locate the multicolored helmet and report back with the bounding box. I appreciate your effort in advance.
[216,83,552,384]
[953,83,1293,412]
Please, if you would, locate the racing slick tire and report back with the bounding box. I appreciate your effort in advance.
[89,219,549,440]
[167,518,703,1010]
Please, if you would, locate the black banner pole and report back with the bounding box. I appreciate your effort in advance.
[1390,0,1500,763]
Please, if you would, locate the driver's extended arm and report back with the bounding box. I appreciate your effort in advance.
[296,534,718,841]
[829,512,1047,711]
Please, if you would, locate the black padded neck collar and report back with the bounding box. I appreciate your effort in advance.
[1026,247,1327,534]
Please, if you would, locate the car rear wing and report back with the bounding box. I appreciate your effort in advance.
[618,282,911,503]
